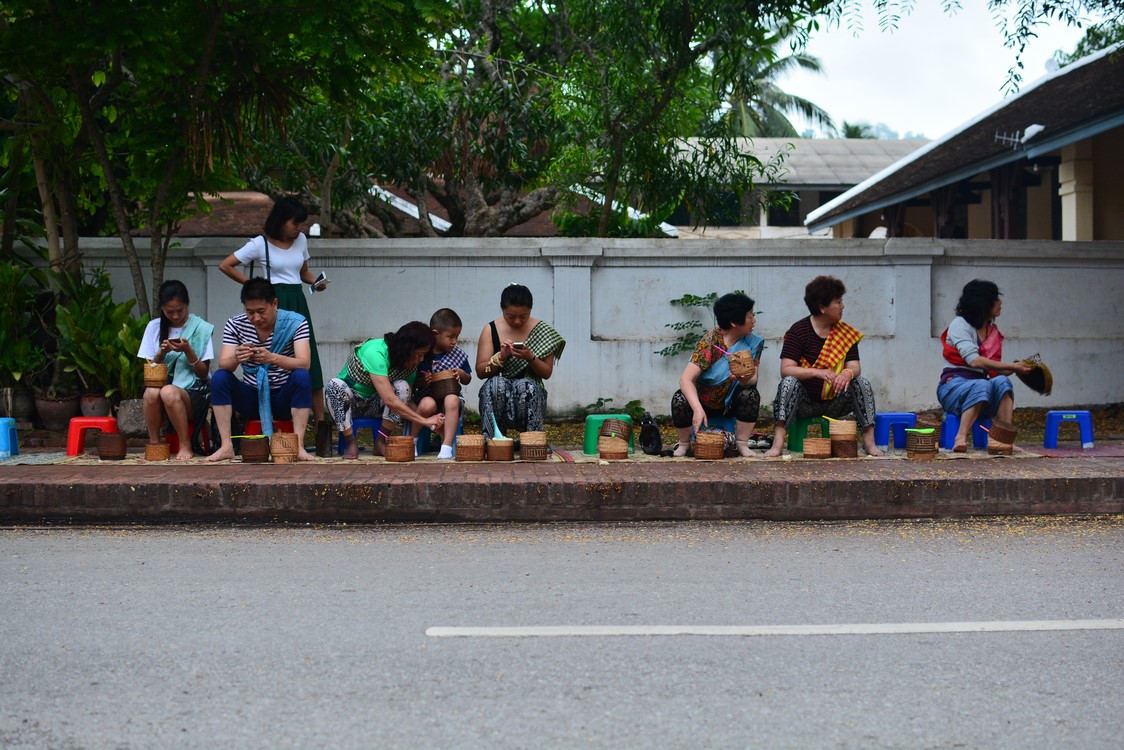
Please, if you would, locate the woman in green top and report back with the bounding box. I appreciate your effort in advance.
[326,321,445,459]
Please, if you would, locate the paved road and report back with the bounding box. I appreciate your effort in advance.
[2,518,1122,749]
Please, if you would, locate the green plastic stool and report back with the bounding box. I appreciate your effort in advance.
[786,416,829,452]
[583,414,635,455]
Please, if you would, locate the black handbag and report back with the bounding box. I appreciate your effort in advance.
[639,411,662,455]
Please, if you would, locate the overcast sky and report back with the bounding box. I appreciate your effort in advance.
[775,1,1094,140]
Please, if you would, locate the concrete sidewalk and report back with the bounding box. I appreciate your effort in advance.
[1,451,1121,523]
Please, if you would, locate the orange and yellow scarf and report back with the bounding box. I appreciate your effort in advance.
[800,321,863,400]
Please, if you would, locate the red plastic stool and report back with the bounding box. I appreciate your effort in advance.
[66,416,119,456]
[167,421,210,454]
[244,419,295,435]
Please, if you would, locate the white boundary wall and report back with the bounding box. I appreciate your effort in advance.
[80,237,1123,415]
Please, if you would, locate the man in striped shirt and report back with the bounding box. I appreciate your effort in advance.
[206,278,313,461]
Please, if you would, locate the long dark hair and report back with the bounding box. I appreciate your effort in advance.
[263,197,309,238]
[385,321,435,369]
[156,280,190,343]
[955,279,1001,329]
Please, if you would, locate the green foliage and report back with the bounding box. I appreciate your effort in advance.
[655,292,721,357]
[579,397,646,423]
[0,262,49,388]
[53,268,145,399]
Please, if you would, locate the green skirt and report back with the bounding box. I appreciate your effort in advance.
[274,283,323,389]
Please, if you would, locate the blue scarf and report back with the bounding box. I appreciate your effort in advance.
[164,314,215,390]
[240,309,303,437]
[697,333,765,406]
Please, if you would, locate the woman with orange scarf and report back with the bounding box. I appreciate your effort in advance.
[938,280,1032,452]
[764,276,883,457]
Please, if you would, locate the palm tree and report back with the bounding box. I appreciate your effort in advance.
[712,36,835,138]
[840,121,875,139]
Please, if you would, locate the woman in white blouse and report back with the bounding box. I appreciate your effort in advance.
[219,197,329,425]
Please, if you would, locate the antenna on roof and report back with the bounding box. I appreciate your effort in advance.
[995,124,1045,150]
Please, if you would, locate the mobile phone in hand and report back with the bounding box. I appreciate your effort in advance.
[512,342,525,350]
[310,272,331,294]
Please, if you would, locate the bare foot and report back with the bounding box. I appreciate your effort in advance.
[372,437,386,457]
[763,445,784,458]
[174,449,194,462]
[863,441,885,457]
[953,438,968,453]
[297,449,314,461]
[205,445,235,462]
[342,436,359,460]
[735,441,756,458]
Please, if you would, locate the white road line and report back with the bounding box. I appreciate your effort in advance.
[426,619,1124,638]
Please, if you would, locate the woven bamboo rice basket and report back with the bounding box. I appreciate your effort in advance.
[96,432,128,460]
[988,440,1014,456]
[145,442,170,461]
[519,431,548,461]
[487,438,515,461]
[831,439,859,458]
[143,362,168,388]
[598,418,632,442]
[989,419,1017,445]
[694,431,726,460]
[239,436,270,463]
[827,419,857,439]
[905,430,938,459]
[802,436,832,459]
[270,432,300,464]
[727,349,756,379]
[385,435,415,462]
[455,434,486,462]
[598,436,629,460]
[429,369,462,400]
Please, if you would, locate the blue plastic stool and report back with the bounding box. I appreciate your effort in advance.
[338,417,382,455]
[939,413,991,450]
[1043,410,1094,449]
[583,414,635,455]
[873,412,917,451]
[703,415,737,434]
[0,417,18,459]
[786,416,829,452]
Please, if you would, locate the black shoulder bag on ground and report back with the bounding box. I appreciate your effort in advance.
[639,411,663,455]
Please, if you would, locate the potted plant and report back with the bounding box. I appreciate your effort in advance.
[53,268,145,417]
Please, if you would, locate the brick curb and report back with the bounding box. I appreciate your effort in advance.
[2,457,1122,523]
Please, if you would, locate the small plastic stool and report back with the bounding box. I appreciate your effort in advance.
[339,417,382,455]
[244,419,295,436]
[786,416,829,452]
[583,414,635,455]
[939,413,991,450]
[167,421,210,454]
[66,416,119,456]
[873,412,917,451]
[702,415,736,433]
[0,417,18,459]
[1043,410,1094,449]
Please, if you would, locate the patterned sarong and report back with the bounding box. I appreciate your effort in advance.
[800,321,862,400]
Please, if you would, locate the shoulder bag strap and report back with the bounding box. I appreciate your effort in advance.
[490,320,501,353]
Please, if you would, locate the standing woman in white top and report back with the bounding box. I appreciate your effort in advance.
[219,197,329,423]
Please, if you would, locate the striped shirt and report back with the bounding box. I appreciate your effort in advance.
[222,314,309,388]
[779,316,859,402]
